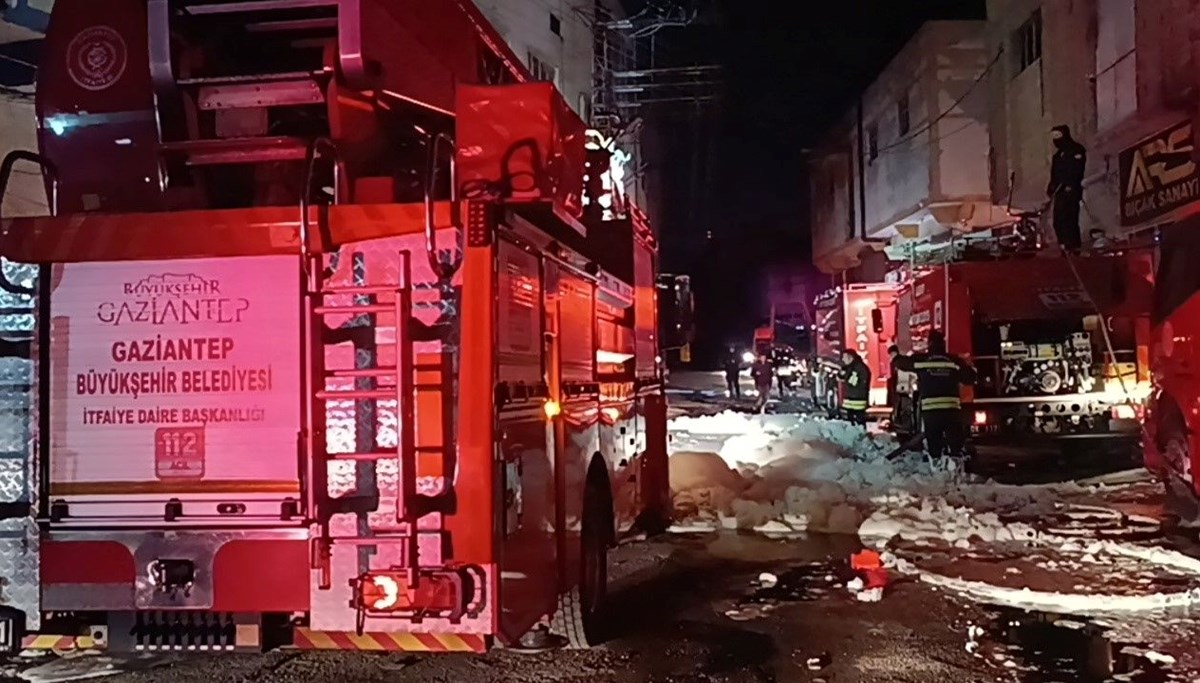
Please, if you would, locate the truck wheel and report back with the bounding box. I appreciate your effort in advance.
[551,483,610,648]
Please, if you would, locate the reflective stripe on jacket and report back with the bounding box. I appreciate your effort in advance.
[841,358,871,410]
[892,351,975,413]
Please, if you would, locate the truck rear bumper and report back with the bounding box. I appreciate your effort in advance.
[40,529,312,613]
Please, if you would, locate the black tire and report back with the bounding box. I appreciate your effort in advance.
[550,485,610,648]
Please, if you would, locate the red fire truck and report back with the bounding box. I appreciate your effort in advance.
[811,283,900,416]
[893,251,1152,456]
[1144,216,1200,519]
[0,0,669,654]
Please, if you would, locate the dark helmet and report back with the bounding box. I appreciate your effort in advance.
[927,331,946,353]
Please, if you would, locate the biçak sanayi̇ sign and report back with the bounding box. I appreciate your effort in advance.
[1119,120,1200,226]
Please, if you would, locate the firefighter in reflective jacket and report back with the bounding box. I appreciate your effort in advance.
[889,331,976,458]
[840,348,871,425]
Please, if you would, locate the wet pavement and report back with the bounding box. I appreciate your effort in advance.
[3,532,1195,682]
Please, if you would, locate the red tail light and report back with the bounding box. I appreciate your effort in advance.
[353,571,462,616]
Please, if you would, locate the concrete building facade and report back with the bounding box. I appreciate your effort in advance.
[810,21,1003,279]
[985,0,1200,241]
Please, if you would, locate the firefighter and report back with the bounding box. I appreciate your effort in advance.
[751,355,774,412]
[723,347,742,399]
[1047,124,1086,252]
[840,348,870,425]
[889,331,976,459]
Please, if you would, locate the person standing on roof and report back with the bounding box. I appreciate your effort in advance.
[839,348,870,425]
[1048,124,1086,252]
[889,331,976,459]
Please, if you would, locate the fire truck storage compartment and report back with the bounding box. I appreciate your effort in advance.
[902,253,1152,443]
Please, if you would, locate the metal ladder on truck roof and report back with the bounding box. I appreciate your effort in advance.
[149,0,342,171]
[0,151,59,649]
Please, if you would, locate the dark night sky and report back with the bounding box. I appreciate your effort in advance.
[653,0,987,364]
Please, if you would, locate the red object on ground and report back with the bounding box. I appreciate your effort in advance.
[850,549,882,571]
[862,568,890,589]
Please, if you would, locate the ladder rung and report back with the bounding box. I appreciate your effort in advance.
[184,0,338,16]
[327,452,397,462]
[313,304,393,315]
[327,536,413,545]
[327,368,396,379]
[198,80,324,111]
[178,70,325,86]
[320,285,401,296]
[316,389,395,401]
[159,136,307,165]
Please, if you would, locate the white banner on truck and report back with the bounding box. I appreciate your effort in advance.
[50,255,301,495]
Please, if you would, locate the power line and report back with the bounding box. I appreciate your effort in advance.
[874,49,1003,155]
[874,117,976,158]
[0,52,36,70]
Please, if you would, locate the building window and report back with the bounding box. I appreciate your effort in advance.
[550,13,562,37]
[867,123,879,162]
[1011,9,1043,75]
[1095,0,1136,131]
[897,91,910,136]
[527,51,558,86]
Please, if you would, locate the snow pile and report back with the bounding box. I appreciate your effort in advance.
[667,412,967,534]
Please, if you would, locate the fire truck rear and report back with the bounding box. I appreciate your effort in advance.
[1144,216,1200,521]
[811,284,899,417]
[0,0,669,654]
[894,252,1152,456]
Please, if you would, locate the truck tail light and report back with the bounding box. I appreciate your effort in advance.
[973,411,988,425]
[362,575,403,611]
[352,571,467,618]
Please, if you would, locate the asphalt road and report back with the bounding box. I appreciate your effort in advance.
[9,534,992,683]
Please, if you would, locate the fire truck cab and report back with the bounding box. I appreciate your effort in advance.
[0,0,669,654]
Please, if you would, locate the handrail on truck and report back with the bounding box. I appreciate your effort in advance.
[0,151,59,296]
[423,130,463,281]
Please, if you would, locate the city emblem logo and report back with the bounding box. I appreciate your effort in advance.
[66,26,128,92]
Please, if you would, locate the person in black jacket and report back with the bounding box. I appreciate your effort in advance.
[840,348,871,426]
[1048,124,1086,251]
[889,331,976,459]
[723,347,742,399]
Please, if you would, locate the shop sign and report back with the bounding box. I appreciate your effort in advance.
[1119,120,1200,226]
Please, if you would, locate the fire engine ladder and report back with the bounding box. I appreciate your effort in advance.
[0,150,59,644]
[299,140,424,589]
[148,0,341,168]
